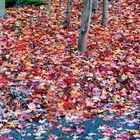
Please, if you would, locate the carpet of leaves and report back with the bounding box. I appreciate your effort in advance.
[0,0,140,140]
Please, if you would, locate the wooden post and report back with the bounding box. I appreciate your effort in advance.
[92,0,98,12]
[78,0,92,53]
[63,0,73,28]
[47,0,51,16]
[102,0,108,26]
[0,0,5,18]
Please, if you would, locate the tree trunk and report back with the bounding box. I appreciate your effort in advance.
[0,0,5,18]
[102,0,108,26]
[78,0,92,53]
[62,0,73,28]
[92,0,98,12]
[47,0,51,16]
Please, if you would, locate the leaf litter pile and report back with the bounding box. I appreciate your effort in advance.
[0,0,140,139]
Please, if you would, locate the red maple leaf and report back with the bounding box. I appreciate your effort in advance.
[0,78,9,83]
[17,46,26,51]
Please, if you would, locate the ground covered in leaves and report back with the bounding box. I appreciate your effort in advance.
[0,0,140,139]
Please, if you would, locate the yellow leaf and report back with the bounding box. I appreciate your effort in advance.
[87,77,92,81]
[58,102,64,108]
[129,130,140,134]
[114,51,120,55]
[128,73,134,79]
[45,99,48,104]
[98,61,103,64]
[14,111,21,117]
[7,121,17,128]
[86,101,90,106]
[136,59,140,63]
[2,67,8,71]
[97,109,104,113]
[110,109,117,112]
[112,79,117,84]
[125,106,130,109]
[112,97,120,102]
[15,21,21,26]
